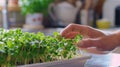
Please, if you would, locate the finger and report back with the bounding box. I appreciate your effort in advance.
[77,38,99,48]
[79,47,109,54]
[60,24,73,37]
[60,24,89,37]
[65,32,80,39]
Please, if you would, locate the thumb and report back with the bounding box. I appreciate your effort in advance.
[77,38,100,48]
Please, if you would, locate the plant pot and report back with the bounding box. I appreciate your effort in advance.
[23,13,44,30]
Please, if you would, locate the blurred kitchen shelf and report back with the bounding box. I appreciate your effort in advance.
[0,5,20,12]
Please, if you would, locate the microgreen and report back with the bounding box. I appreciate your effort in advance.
[0,29,82,66]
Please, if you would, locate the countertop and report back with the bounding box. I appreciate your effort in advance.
[22,27,120,35]
[85,53,120,67]
[22,28,63,35]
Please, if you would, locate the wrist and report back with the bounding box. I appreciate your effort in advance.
[112,31,120,46]
[98,33,120,51]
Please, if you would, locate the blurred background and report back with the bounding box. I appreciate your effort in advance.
[0,0,120,30]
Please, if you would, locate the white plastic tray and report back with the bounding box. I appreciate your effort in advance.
[18,56,91,67]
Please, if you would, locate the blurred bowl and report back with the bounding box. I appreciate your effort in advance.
[96,19,111,29]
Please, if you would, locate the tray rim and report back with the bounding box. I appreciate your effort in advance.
[18,56,91,67]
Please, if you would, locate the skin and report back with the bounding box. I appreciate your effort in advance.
[61,24,120,52]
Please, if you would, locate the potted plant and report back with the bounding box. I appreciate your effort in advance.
[19,0,54,29]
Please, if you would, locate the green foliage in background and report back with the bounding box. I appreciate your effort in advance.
[0,29,82,66]
[20,0,54,15]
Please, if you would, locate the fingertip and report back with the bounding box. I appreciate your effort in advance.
[60,29,67,37]
[60,31,64,37]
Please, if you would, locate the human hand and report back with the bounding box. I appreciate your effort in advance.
[78,33,120,51]
[61,24,120,52]
[61,24,105,39]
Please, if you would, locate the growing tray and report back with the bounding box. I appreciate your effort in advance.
[18,56,91,67]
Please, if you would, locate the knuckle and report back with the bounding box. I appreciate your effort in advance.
[67,24,76,29]
[85,26,90,29]
[68,24,75,27]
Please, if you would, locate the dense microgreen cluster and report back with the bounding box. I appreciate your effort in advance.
[0,29,82,67]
